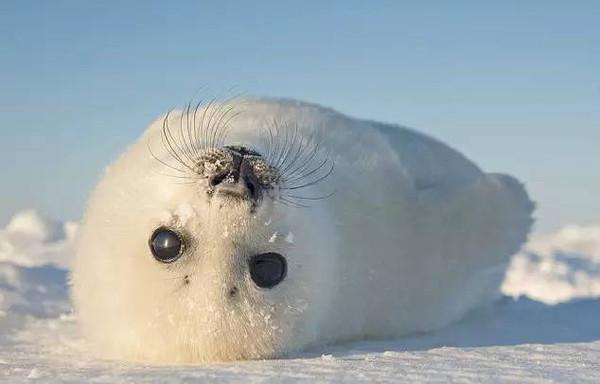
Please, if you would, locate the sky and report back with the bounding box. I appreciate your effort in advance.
[0,1,598,232]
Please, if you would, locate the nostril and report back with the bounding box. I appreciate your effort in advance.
[246,179,256,198]
[209,172,228,187]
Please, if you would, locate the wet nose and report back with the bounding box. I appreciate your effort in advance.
[209,149,261,201]
[208,163,259,197]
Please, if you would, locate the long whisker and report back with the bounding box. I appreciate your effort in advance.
[191,100,204,157]
[282,159,335,190]
[277,197,310,208]
[160,112,198,174]
[286,191,336,200]
[280,139,323,182]
[149,98,240,179]
[178,102,197,165]
[279,131,315,177]
[282,153,329,186]
[147,142,188,174]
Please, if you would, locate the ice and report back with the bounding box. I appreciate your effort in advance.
[1,210,600,382]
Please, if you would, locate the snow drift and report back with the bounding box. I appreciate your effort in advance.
[503,224,600,304]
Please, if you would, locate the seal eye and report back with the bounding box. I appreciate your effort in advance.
[149,227,184,263]
[249,252,287,288]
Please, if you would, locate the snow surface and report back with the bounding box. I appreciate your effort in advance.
[1,211,600,383]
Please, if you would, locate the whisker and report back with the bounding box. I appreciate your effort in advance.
[161,111,197,174]
[153,172,198,180]
[206,99,224,150]
[178,102,197,165]
[184,101,200,161]
[211,104,236,149]
[199,98,217,153]
[149,97,240,179]
[149,97,334,206]
[276,123,299,171]
[282,159,335,190]
[279,131,315,177]
[191,100,204,157]
[270,119,289,170]
[258,118,336,208]
[286,191,336,200]
[216,109,242,148]
[277,197,310,208]
[281,149,328,185]
[147,141,188,174]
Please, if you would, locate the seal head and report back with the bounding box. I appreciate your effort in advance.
[71,105,337,363]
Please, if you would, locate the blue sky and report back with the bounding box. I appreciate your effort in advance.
[1,1,598,232]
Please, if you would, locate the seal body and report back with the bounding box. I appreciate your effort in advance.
[72,99,533,363]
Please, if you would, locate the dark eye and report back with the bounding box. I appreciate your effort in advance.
[249,252,287,288]
[149,227,184,263]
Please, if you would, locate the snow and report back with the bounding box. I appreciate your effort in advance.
[503,225,600,304]
[2,210,600,382]
[0,210,77,269]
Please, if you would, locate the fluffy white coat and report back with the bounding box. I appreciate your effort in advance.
[72,99,533,363]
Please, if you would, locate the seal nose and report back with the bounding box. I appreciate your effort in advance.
[209,148,261,201]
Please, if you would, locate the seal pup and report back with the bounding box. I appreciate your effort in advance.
[71,98,533,363]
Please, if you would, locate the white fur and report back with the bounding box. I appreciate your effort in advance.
[71,99,533,363]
